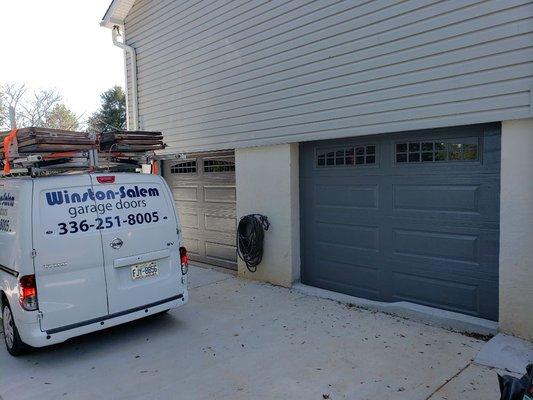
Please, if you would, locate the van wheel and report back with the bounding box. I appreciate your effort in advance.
[2,302,28,356]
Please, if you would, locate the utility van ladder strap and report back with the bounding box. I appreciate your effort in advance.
[3,128,19,174]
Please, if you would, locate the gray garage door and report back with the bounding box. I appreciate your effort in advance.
[300,124,500,320]
[164,151,237,270]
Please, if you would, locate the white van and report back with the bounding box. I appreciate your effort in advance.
[0,172,189,356]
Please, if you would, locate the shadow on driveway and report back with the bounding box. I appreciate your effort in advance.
[1,266,499,400]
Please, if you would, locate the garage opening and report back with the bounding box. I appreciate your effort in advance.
[164,151,237,270]
[300,124,500,320]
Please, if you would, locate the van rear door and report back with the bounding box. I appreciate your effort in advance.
[33,175,108,331]
[90,174,183,314]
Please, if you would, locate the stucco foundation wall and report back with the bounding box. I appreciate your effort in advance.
[500,118,533,341]
[235,144,300,287]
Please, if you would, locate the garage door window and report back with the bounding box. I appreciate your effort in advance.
[317,145,376,167]
[395,138,478,163]
[204,158,235,173]
[170,160,197,174]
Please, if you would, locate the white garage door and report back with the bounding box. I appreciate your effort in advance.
[164,151,237,270]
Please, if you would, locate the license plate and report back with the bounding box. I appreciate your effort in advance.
[131,261,159,280]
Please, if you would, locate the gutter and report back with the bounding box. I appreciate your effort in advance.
[111,25,139,130]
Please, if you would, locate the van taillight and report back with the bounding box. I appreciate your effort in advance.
[19,275,38,311]
[180,247,188,275]
[97,175,115,184]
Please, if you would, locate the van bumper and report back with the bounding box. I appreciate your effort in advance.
[17,293,188,348]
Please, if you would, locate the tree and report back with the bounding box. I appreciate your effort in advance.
[0,90,5,128]
[18,89,61,127]
[87,86,126,132]
[44,104,80,130]
[0,84,77,130]
[0,83,26,129]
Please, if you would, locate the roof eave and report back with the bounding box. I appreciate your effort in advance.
[100,0,133,29]
[100,17,124,29]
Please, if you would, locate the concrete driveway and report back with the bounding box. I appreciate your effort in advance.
[1,266,504,400]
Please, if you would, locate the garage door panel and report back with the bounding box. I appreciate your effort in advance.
[388,216,499,233]
[313,239,385,296]
[311,260,381,300]
[178,209,200,229]
[315,242,380,266]
[316,222,379,252]
[387,255,498,285]
[183,237,200,255]
[204,185,236,203]
[205,241,237,264]
[165,152,237,270]
[393,184,480,213]
[315,183,378,209]
[477,283,500,321]
[314,198,384,226]
[172,186,198,201]
[202,235,236,253]
[204,213,236,234]
[481,128,503,167]
[301,124,500,320]
[391,272,480,315]
[389,177,500,223]
[389,224,499,274]
[392,229,479,264]
[314,209,383,227]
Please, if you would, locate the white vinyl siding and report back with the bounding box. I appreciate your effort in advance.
[124,0,533,153]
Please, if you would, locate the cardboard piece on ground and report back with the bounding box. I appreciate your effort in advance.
[475,333,533,374]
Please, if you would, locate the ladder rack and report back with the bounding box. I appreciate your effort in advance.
[0,128,185,178]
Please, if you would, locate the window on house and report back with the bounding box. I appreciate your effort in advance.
[170,160,197,174]
[204,158,235,173]
[395,138,478,164]
[317,145,377,167]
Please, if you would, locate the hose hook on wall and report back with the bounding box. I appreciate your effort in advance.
[237,214,270,273]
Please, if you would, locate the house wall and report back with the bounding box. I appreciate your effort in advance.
[233,124,533,340]
[123,0,533,153]
[118,0,533,338]
[499,118,533,341]
[235,144,300,287]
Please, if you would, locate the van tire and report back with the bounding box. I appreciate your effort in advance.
[2,302,28,356]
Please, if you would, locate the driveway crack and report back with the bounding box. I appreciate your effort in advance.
[190,276,234,290]
[424,362,472,400]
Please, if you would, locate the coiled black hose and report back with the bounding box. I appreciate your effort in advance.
[237,214,270,273]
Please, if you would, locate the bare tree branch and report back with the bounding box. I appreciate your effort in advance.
[0,90,5,128]
[0,84,83,131]
[19,89,61,127]
[0,83,27,128]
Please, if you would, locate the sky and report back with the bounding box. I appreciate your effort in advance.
[0,0,124,120]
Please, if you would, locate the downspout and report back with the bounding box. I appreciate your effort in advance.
[112,25,139,130]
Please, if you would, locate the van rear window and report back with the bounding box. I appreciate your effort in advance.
[40,183,171,236]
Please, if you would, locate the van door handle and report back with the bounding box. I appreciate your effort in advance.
[110,238,123,250]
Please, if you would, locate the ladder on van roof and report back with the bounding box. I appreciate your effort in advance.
[0,127,185,177]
